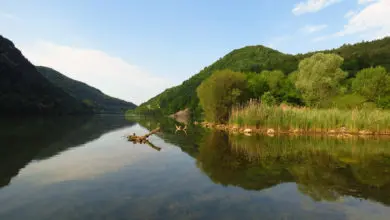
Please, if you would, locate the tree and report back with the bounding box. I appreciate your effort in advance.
[295,53,347,106]
[197,69,247,123]
[261,92,276,106]
[261,70,285,93]
[352,66,390,102]
[247,72,269,98]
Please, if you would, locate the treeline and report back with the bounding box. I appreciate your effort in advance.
[135,37,390,119]
[197,53,390,123]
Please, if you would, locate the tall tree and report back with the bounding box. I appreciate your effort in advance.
[295,53,347,106]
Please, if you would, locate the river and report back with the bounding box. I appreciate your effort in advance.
[1,115,390,220]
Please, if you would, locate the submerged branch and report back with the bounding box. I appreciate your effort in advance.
[128,127,161,150]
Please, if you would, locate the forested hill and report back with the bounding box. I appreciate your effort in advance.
[137,46,298,115]
[37,66,137,114]
[0,35,90,115]
[137,37,390,116]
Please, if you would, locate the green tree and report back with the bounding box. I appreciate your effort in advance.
[352,66,390,102]
[197,69,247,123]
[295,53,347,106]
[247,72,269,98]
[261,70,285,93]
[261,92,276,106]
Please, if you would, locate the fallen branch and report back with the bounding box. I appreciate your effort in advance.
[128,127,161,144]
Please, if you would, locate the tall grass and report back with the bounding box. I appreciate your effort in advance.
[229,100,390,134]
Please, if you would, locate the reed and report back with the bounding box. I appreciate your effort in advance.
[229,100,390,134]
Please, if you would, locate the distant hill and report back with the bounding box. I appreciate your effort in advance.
[37,66,137,114]
[0,35,90,115]
[137,37,390,116]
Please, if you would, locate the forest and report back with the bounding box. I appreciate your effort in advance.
[135,37,390,122]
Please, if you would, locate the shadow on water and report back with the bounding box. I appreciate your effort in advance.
[0,115,135,188]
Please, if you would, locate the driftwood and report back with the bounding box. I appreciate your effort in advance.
[128,127,161,146]
[146,141,162,151]
[175,125,187,135]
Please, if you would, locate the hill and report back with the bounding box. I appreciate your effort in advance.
[37,66,137,114]
[137,37,390,116]
[137,45,298,116]
[0,35,90,115]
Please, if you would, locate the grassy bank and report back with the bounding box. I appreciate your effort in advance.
[229,101,390,134]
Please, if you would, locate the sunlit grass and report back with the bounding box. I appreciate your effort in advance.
[229,100,390,134]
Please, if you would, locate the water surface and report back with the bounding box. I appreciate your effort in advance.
[1,116,390,220]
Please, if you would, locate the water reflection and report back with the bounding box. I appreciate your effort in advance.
[0,115,135,188]
[1,115,390,219]
[196,131,390,205]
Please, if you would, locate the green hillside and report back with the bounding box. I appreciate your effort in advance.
[0,35,91,115]
[137,45,298,116]
[37,66,137,114]
[137,37,390,117]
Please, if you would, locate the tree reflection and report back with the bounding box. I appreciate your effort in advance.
[196,131,390,205]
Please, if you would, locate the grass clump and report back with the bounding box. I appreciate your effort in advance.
[229,100,390,134]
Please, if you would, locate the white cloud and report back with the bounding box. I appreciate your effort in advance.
[313,0,390,42]
[20,41,173,105]
[358,0,378,4]
[18,125,161,184]
[336,0,390,39]
[292,0,342,15]
[301,24,328,33]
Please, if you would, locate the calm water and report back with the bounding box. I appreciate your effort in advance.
[1,116,390,220]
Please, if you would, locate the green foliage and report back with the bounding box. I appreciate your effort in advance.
[377,96,390,109]
[296,37,390,77]
[197,70,247,123]
[138,45,298,116]
[261,92,276,106]
[352,66,390,102]
[139,37,390,117]
[247,72,269,98]
[295,53,347,106]
[322,94,367,109]
[261,70,285,93]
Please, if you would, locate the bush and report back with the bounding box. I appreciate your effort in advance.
[352,66,390,102]
[378,96,390,109]
[261,92,276,106]
[197,69,247,123]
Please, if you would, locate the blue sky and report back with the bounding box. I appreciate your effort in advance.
[1,0,389,104]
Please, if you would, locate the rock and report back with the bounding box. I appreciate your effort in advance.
[243,128,252,133]
[291,128,300,133]
[359,130,373,135]
[267,128,275,134]
[339,127,348,133]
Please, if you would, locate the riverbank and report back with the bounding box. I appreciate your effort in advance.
[198,102,390,137]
